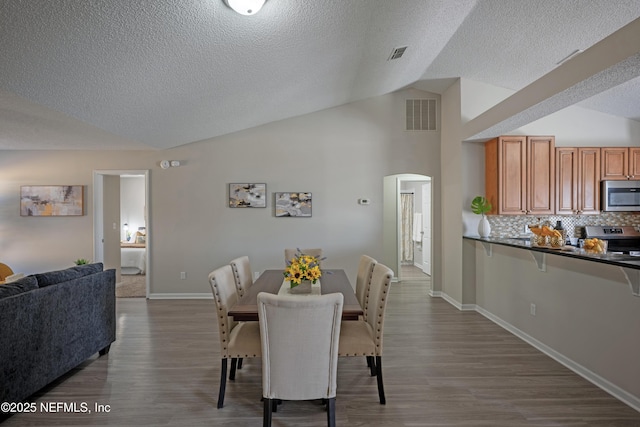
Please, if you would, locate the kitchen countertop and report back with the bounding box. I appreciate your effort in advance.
[464,235,640,271]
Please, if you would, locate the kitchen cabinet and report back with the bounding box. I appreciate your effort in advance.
[601,147,640,180]
[555,147,600,215]
[485,135,555,215]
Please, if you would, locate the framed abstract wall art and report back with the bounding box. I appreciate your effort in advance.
[275,192,312,217]
[20,185,84,216]
[229,183,267,208]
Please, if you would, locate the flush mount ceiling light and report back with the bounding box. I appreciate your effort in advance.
[224,0,266,15]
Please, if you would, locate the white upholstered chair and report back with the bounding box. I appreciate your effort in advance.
[208,265,261,408]
[284,248,324,267]
[229,256,253,298]
[338,262,393,404]
[257,292,343,427]
[355,255,377,318]
[355,255,377,371]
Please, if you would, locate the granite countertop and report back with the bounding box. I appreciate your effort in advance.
[464,235,640,271]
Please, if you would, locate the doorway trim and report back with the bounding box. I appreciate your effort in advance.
[93,169,150,298]
[383,173,432,282]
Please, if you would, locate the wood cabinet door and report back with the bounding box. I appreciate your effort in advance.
[628,148,640,179]
[527,136,555,214]
[555,147,577,214]
[601,147,628,180]
[497,136,526,214]
[577,147,600,214]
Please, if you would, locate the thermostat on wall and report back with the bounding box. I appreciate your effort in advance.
[358,198,370,205]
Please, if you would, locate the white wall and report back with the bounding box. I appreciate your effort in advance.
[120,176,145,241]
[0,88,441,295]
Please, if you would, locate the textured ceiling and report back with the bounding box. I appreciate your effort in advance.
[0,0,639,150]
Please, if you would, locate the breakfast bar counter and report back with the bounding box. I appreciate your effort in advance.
[464,235,640,407]
[464,235,640,271]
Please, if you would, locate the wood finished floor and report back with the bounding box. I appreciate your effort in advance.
[4,279,640,426]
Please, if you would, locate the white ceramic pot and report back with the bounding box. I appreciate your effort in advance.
[478,216,491,238]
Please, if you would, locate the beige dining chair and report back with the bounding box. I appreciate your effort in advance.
[338,262,393,404]
[229,256,253,298]
[355,255,377,318]
[284,248,323,267]
[208,265,262,408]
[355,255,377,372]
[257,291,343,427]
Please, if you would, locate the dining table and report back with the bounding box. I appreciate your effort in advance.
[228,269,363,322]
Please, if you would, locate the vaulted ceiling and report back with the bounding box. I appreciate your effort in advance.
[1,0,639,150]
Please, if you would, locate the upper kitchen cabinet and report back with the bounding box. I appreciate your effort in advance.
[601,147,640,180]
[485,136,555,215]
[556,147,600,215]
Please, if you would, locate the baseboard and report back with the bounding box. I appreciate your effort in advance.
[475,306,640,413]
[434,291,476,311]
[148,293,212,300]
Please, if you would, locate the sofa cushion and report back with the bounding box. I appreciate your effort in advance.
[35,263,104,287]
[0,276,38,299]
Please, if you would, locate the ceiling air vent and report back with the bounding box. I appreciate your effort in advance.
[388,46,407,60]
[406,99,437,131]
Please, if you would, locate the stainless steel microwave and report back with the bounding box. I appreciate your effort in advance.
[602,180,640,211]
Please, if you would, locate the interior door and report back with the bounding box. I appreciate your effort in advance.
[102,175,121,281]
[421,182,431,276]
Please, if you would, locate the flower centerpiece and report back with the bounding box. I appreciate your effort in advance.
[284,249,323,293]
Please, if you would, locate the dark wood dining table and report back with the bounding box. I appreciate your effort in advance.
[228,269,363,322]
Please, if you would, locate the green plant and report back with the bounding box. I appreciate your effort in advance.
[74,258,90,265]
[471,196,492,217]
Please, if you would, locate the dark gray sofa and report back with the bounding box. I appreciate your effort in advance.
[0,263,116,405]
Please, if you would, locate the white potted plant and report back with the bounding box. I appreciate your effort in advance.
[471,196,492,238]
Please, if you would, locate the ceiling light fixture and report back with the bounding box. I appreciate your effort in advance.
[223,0,266,15]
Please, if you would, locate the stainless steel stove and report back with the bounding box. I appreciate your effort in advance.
[584,226,640,254]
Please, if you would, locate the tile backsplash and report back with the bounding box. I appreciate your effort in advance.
[486,213,640,238]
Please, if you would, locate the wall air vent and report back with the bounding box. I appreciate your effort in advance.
[406,99,437,131]
[388,46,408,60]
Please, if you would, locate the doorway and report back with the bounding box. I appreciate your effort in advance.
[382,174,432,282]
[93,170,150,298]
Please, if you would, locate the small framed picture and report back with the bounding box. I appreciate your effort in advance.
[229,183,267,208]
[275,192,312,217]
[20,185,84,216]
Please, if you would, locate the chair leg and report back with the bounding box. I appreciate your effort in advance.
[375,356,386,405]
[327,397,336,427]
[230,358,238,380]
[263,398,272,427]
[368,356,376,376]
[217,358,228,409]
[238,357,243,369]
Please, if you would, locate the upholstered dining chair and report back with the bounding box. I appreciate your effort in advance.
[354,255,377,372]
[229,256,253,298]
[208,265,262,408]
[338,262,393,404]
[355,255,377,318]
[0,263,14,284]
[257,292,343,427]
[284,248,323,267]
